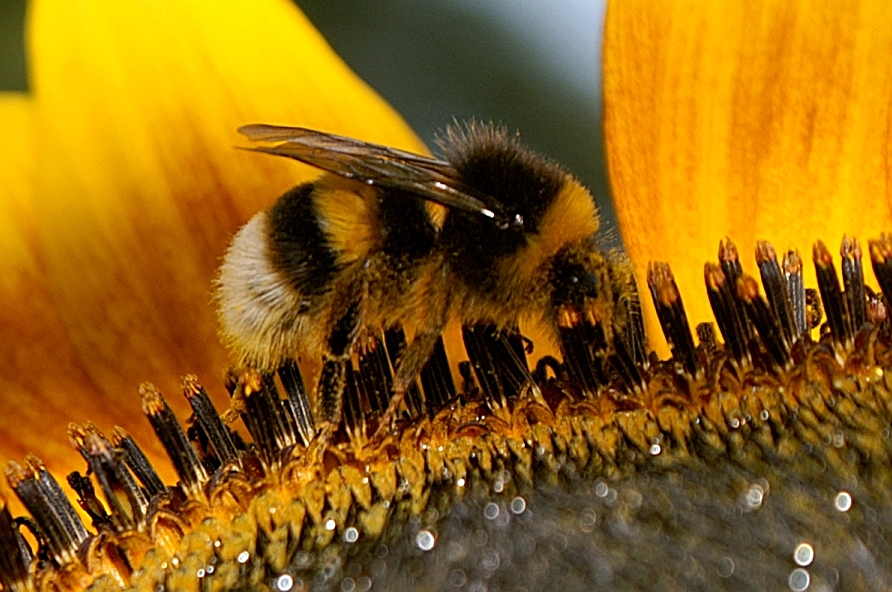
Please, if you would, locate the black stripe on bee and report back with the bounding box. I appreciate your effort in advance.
[375,187,438,270]
[266,183,340,297]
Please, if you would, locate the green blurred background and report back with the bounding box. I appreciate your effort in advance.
[0,0,617,245]
[0,0,26,91]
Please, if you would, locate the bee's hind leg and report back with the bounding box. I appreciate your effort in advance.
[315,297,362,443]
[315,356,348,438]
[372,330,441,440]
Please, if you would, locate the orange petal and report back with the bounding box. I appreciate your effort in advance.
[0,0,423,469]
[604,0,892,353]
[0,92,101,480]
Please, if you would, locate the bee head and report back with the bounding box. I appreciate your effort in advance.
[548,246,615,334]
[550,248,603,305]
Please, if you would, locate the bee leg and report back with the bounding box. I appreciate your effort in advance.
[314,355,349,441]
[372,330,441,440]
[315,297,362,442]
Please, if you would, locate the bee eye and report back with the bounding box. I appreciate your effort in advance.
[550,257,600,308]
[578,270,599,297]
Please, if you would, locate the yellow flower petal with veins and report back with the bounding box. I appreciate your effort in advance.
[0,0,423,474]
[604,0,892,354]
[0,93,99,475]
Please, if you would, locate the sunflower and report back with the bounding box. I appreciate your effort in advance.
[604,0,892,354]
[3,0,892,590]
[0,0,424,478]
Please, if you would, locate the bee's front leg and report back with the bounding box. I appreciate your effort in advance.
[371,329,442,441]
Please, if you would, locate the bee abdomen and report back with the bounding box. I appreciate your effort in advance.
[215,209,318,372]
[266,183,341,295]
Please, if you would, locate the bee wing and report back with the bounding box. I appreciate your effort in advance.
[238,124,507,223]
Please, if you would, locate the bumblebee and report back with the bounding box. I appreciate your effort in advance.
[216,121,624,431]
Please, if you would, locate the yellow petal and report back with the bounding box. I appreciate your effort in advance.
[0,93,94,478]
[0,0,423,469]
[604,0,892,353]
